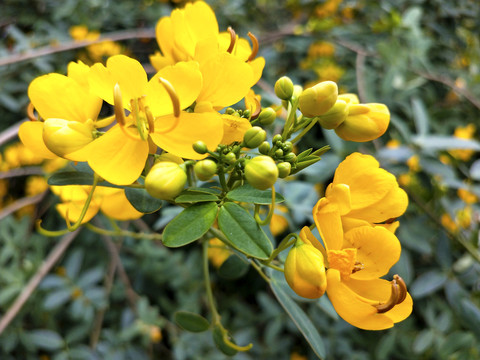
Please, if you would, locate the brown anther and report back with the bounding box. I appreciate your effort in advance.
[113,83,126,126]
[250,97,262,120]
[247,32,259,62]
[145,106,155,133]
[385,217,397,224]
[226,26,236,54]
[352,261,364,273]
[27,102,38,121]
[393,274,408,304]
[375,279,400,314]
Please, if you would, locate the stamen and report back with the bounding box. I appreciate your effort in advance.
[375,279,400,313]
[119,121,143,141]
[145,106,155,133]
[158,77,180,118]
[27,102,38,121]
[352,261,364,273]
[250,97,261,120]
[113,83,127,127]
[393,274,408,304]
[226,26,236,54]
[247,32,259,62]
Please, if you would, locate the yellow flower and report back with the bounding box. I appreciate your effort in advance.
[456,206,472,229]
[52,185,142,224]
[269,205,289,236]
[448,124,476,161]
[208,238,231,268]
[458,188,477,204]
[307,41,335,58]
[441,213,458,233]
[309,209,412,330]
[386,139,401,148]
[72,55,223,185]
[25,176,48,197]
[406,155,421,172]
[317,153,408,233]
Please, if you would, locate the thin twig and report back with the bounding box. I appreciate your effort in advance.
[0,192,47,221]
[0,120,26,146]
[355,53,367,103]
[0,166,44,179]
[0,29,155,67]
[0,229,80,334]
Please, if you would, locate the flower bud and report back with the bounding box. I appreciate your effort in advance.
[338,93,359,105]
[274,76,294,100]
[258,141,270,155]
[224,152,236,164]
[282,141,293,153]
[317,99,348,129]
[243,126,267,149]
[298,81,338,118]
[284,152,296,163]
[272,134,283,143]
[42,118,94,157]
[257,107,276,125]
[292,85,303,101]
[274,149,283,158]
[145,161,187,200]
[277,162,291,178]
[194,159,217,181]
[193,140,208,154]
[284,240,327,299]
[334,103,390,142]
[245,155,279,190]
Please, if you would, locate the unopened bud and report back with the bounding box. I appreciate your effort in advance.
[282,141,293,153]
[298,81,338,118]
[284,152,296,163]
[224,152,236,164]
[272,134,283,143]
[243,126,267,149]
[338,93,359,105]
[292,85,303,101]
[194,159,217,181]
[193,140,208,154]
[258,141,270,155]
[274,76,294,100]
[274,149,284,158]
[145,161,187,200]
[277,162,291,178]
[257,107,276,125]
[317,99,348,129]
[42,118,94,157]
[245,155,279,190]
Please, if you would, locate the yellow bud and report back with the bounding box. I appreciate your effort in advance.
[194,159,217,181]
[274,76,294,100]
[42,118,94,157]
[298,81,338,118]
[284,241,327,299]
[244,156,278,190]
[243,126,267,149]
[145,161,187,200]
[317,99,348,129]
[337,93,359,105]
[334,103,390,142]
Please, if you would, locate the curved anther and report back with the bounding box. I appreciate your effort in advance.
[113,83,127,127]
[394,274,408,304]
[250,97,262,120]
[226,26,236,54]
[352,261,365,274]
[375,279,400,314]
[158,77,180,118]
[145,106,155,133]
[247,32,259,62]
[27,102,38,121]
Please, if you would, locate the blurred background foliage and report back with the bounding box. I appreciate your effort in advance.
[1,0,480,359]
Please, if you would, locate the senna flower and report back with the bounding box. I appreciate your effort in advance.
[319,152,408,232]
[52,185,142,224]
[71,55,223,185]
[19,61,103,160]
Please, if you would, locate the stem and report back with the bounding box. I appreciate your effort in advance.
[85,223,163,241]
[65,174,100,231]
[290,117,318,144]
[266,233,298,262]
[253,186,276,226]
[281,101,296,140]
[203,240,220,324]
[250,260,271,282]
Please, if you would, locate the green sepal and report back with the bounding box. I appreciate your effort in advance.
[163,202,218,247]
[217,202,273,260]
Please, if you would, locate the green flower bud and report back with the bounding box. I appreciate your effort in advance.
[243,109,251,118]
[275,149,284,158]
[298,81,338,118]
[282,141,293,153]
[42,118,94,157]
[274,76,294,100]
[284,152,297,163]
[317,99,348,129]
[243,126,267,149]
[258,141,270,155]
[277,162,292,178]
[193,140,208,154]
[292,85,303,101]
[194,159,217,181]
[224,152,236,164]
[225,107,235,115]
[245,156,279,190]
[145,161,187,200]
[272,134,283,143]
[257,107,276,125]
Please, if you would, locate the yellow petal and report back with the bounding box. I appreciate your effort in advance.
[150,111,223,160]
[146,61,202,116]
[89,55,148,107]
[149,52,175,71]
[155,17,176,61]
[341,216,371,232]
[99,189,143,220]
[29,74,102,123]
[56,201,99,224]
[183,1,219,48]
[18,122,58,159]
[326,269,395,330]
[325,183,351,215]
[249,56,265,85]
[313,198,344,251]
[299,226,327,258]
[345,226,401,280]
[197,53,254,109]
[221,114,251,144]
[80,125,149,185]
[67,60,90,88]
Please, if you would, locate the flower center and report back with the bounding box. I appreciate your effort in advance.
[327,248,360,279]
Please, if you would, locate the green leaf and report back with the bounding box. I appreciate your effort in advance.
[270,272,325,359]
[411,97,429,136]
[412,329,435,354]
[218,255,250,280]
[163,202,218,247]
[28,329,64,351]
[217,202,273,260]
[175,190,219,204]
[174,311,210,333]
[125,187,163,213]
[47,171,122,188]
[226,184,284,204]
[410,270,447,298]
[412,136,480,151]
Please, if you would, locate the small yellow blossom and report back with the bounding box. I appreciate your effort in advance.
[308,41,335,58]
[406,155,421,172]
[269,205,289,236]
[458,188,478,204]
[456,206,472,229]
[386,139,401,149]
[150,326,162,343]
[441,213,458,233]
[25,176,48,197]
[398,173,412,187]
[208,238,230,268]
[448,124,476,161]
